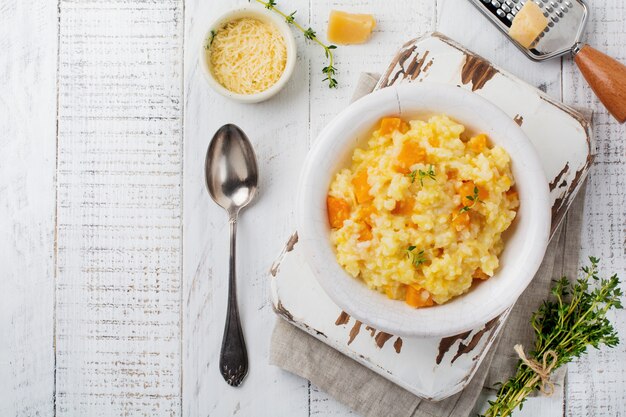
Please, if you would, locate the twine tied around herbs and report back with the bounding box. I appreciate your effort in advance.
[513,344,559,396]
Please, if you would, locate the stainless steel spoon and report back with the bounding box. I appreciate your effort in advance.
[205,124,258,387]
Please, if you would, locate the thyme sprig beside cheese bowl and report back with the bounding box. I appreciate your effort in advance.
[483,257,622,417]
[253,0,339,88]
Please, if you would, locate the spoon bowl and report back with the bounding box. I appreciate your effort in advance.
[205,124,259,216]
[205,123,259,387]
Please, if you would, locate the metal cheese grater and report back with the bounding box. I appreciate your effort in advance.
[469,0,626,123]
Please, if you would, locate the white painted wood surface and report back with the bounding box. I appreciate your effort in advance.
[0,1,57,416]
[55,1,183,415]
[1,0,624,416]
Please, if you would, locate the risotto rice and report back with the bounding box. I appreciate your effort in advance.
[327,115,519,307]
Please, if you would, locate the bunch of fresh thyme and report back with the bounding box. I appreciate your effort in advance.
[253,0,338,88]
[482,257,622,417]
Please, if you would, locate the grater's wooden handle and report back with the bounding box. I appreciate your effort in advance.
[574,44,626,124]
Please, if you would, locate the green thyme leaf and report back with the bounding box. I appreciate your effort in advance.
[406,246,426,267]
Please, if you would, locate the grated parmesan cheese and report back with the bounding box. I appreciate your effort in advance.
[208,17,287,95]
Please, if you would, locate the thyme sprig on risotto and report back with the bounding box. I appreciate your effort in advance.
[408,165,436,186]
[459,186,483,214]
[407,246,427,267]
[482,257,622,417]
[252,0,338,88]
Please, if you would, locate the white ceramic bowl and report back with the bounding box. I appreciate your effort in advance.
[200,4,297,103]
[297,83,551,338]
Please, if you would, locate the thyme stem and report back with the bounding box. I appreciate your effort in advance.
[482,258,622,417]
[253,0,338,88]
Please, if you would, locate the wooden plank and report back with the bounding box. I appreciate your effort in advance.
[438,1,567,414]
[55,1,183,415]
[181,0,311,416]
[562,0,626,415]
[306,0,434,414]
[0,1,58,416]
[309,0,437,141]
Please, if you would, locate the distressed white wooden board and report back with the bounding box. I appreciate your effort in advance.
[270,30,591,403]
[0,1,57,416]
[55,1,183,416]
[182,0,311,416]
[562,1,626,416]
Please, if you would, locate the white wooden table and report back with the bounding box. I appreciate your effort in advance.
[1,0,624,416]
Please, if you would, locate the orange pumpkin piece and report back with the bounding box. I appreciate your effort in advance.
[468,134,488,153]
[452,211,470,230]
[405,285,434,308]
[327,196,351,228]
[397,141,427,173]
[352,170,372,203]
[428,136,440,147]
[359,204,376,226]
[447,169,458,180]
[459,180,488,205]
[379,117,403,135]
[391,197,415,216]
[358,223,373,241]
[400,121,410,134]
[472,268,491,280]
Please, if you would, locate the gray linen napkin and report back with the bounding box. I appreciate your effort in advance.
[270,73,588,417]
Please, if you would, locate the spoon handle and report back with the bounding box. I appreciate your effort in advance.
[219,217,248,387]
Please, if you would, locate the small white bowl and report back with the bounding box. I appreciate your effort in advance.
[200,4,297,103]
[297,83,551,338]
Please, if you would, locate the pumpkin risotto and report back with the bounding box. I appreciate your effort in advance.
[327,115,519,307]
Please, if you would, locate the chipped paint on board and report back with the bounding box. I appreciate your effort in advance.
[451,316,500,363]
[374,331,393,349]
[550,163,570,191]
[393,337,403,353]
[437,331,472,365]
[335,311,350,326]
[270,232,299,277]
[348,321,362,345]
[461,54,498,91]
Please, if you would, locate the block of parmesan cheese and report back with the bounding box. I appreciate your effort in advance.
[327,10,376,45]
[509,1,548,49]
